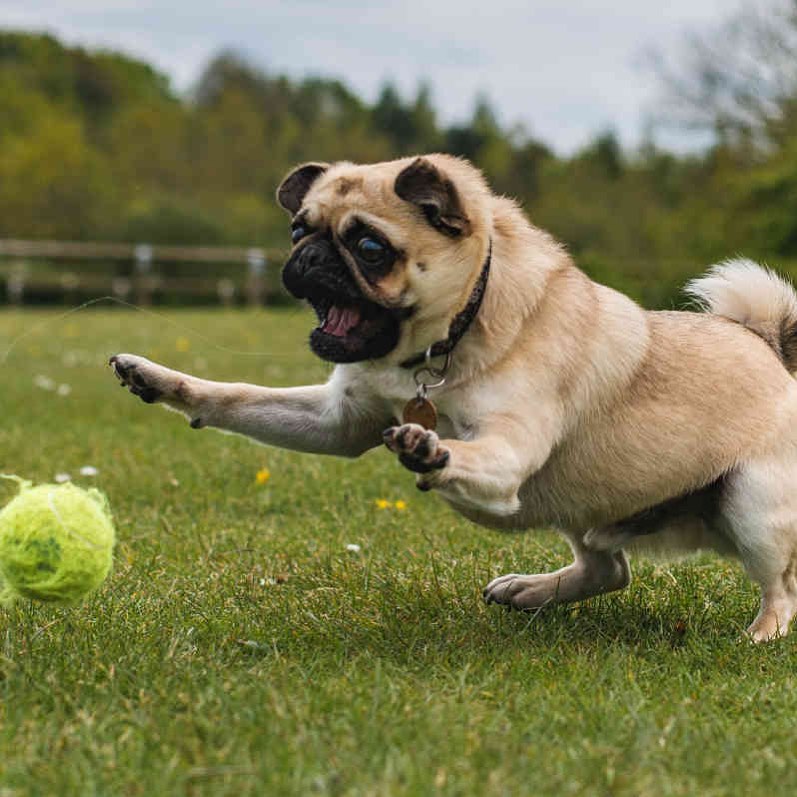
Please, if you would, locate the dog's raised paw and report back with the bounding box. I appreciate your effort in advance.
[383,423,450,474]
[109,354,165,404]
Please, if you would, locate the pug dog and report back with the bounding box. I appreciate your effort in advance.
[110,154,797,642]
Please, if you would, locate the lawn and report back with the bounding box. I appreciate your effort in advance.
[1,307,796,797]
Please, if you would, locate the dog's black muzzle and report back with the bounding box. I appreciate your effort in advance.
[281,236,362,306]
[280,234,404,364]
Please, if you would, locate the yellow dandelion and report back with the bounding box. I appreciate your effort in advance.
[375,498,391,509]
[175,336,190,352]
[394,500,407,511]
[255,468,271,485]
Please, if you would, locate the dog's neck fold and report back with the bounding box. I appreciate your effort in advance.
[399,241,492,370]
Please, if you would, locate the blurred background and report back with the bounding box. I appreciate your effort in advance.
[1,0,796,309]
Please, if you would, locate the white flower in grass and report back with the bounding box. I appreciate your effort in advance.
[34,375,56,391]
[54,473,71,483]
[57,384,72,397]
[346,543,362,553]
[79,466,99,477]
[236,639,268,651]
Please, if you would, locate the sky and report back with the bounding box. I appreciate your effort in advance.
[0,0,747,153]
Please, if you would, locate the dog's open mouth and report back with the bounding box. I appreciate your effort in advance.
[281,237,407,363]
[320,304,363,337]
[307,293,403,363]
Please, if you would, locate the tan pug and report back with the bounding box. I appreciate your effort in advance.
[110,154,797,642]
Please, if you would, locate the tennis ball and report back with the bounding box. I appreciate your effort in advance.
[0,476,115,606]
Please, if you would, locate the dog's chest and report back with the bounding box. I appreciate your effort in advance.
[359,367,474,438]
[388,395,475,440]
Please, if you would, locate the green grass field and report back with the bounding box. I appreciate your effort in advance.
[1,308,796,796]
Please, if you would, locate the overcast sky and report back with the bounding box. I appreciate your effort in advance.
[1,1,749,153]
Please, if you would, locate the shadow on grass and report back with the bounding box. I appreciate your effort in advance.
[230,569,769,672]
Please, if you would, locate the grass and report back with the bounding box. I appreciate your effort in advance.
[1,307,796,797]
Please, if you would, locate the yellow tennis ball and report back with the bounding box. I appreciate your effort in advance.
[0,476,115,606]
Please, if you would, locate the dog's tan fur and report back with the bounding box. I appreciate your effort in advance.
[110,154,797,642]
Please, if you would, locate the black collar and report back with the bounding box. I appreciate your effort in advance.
[400,241,492,369]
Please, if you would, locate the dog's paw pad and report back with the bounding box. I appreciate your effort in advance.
[383,423,449,473]
[109,354,163,404]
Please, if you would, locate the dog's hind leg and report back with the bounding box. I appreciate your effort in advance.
[483,531,631,610]
[582,477,728,554]
[747,569,797,642]
[721,457,797,642]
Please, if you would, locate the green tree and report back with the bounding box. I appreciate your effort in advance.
[0,112,113,239]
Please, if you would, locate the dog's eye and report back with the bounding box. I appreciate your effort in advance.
[291,225,310,244]
[356,236,386,263]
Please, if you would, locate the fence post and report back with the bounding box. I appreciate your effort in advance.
[6,263,27,305]
[134,244,153,305]
[245,248,266,307]
[217,278,236,307]
[60,271,80,305]
[112,277,132,300]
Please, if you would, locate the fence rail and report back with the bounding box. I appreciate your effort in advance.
[0,239,290,306]
[0,239,282,264]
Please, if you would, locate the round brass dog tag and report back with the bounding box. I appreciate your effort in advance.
[402,397,438,430]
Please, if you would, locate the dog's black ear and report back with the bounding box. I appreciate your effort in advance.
[394,157,471,237]
[276,162,330,214]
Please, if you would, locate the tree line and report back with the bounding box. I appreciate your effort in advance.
[2,6,797,308]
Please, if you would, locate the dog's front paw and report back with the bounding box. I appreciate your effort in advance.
[110,354,167,403]
[109,353,192,411]
[383,423,450,475]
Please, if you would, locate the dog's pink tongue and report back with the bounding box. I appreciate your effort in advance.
[324,306,361,336]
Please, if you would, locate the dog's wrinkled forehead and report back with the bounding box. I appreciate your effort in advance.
[301,164,418,242]
[277,156,480,257]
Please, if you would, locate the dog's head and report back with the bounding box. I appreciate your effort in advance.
[277,155,492,364]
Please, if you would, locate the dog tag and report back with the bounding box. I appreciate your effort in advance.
[402,396,438,430]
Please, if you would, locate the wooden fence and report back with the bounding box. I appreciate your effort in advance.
[0,239,290,306]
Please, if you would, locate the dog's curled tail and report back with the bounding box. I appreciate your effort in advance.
[686,258,797,372]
